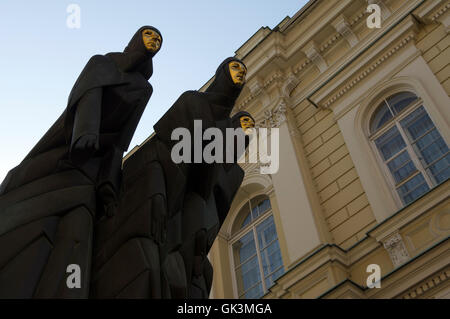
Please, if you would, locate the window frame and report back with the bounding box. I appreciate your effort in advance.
[368,90,448,206]
[229,196,284,299]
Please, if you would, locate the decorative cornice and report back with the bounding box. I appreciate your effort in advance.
[291,6,366,77]
[282,74,300,98]
[349,10,366,27]
[303,41,328,73]
[238,72,284,109]
[236,1,421,111]
[293,58,312,76]
[401,268,450,299]
[430,2,450,22]
[236,3,376,110]
[332,15,359,48]
[432,2,450,33]
[322,33,415,108]
[247,80,264,96]
[415,0,450,33]
[319,33,342,53]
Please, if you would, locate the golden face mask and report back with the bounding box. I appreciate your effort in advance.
[240,115,255,134]
[142,29,162,52]
[229,61,247,85]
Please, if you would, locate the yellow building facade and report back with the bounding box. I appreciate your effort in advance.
[207,0,450,299]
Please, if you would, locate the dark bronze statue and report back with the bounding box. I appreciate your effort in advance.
[0,23,253,298]
[0,26,162,298]
[91,57,254,298]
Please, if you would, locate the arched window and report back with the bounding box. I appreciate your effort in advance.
[231,195,284,299]
[369,91,449,206]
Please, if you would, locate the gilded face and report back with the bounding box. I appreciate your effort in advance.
[240,115,255,134]
[142,29,162,52]
[228,61,247,85]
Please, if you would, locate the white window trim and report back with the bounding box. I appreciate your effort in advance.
[346,72,450,222]
[368,94,447,207]
[228,197,283,299]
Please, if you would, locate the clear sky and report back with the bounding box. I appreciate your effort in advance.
[0,0,308,181]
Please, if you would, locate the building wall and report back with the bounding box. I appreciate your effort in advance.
[208,0,450,299]
[294,99,377,250]
[417,24,450,96]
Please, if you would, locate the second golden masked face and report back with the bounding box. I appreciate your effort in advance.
[142,29,162,52]
[229,61,247,85]
[240,115,255,134]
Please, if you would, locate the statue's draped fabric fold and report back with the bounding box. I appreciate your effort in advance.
[91,57,252,298]
[0,26,160,298]
[0,44,251,298]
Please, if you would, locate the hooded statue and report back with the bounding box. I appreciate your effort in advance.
[90,57,255,299]
[0,26,162,298]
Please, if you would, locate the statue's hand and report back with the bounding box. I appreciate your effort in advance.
[98,183,118,218]
[74,134,99,153]
[71,134,99,163]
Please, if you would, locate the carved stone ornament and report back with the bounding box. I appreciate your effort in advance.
[264,101,287,128]
[382,232,410,268]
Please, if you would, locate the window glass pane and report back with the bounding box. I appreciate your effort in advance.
[236,256,261,294]
[428,154,450,184]
[375,126,406,160]
[251,205,259,220]
[386,92,418,114]
[418,138,449,166]
[238,203,251,229]
[398,174,429,205]
[256,216,277,249]
[233,231,256,265]
[399,106,450,185]
[241,282,263,299]
[238,256,261,291]
[258,199,271,214]
[370,101,393,133]
[265,267,285,290]
[387,151,417,184]
[400,106,433,141]
[415,129,441,151]
[250,196,271,220]
[261,241,283,277]
[241,213,252,229]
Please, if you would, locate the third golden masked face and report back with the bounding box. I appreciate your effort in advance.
[229,61,247,85]
[240,116,255,134]
[142,29,162,53]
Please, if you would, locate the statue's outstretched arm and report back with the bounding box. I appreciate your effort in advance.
[70,87,102,164]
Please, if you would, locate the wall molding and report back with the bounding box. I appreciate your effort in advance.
[400,267,450,299]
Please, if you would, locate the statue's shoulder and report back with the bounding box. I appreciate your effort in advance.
[180,90,200,97]
[178,90,207,103]
[84,54,116,70]
[67,54,119,109]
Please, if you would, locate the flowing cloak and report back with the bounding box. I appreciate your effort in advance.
[0,54,151,195]
[90,58,252,299]
[0,26,160,298]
